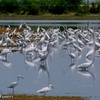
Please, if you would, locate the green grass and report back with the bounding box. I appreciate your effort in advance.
[0,13,100,20]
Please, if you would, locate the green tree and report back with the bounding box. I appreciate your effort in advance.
[97,2,100,13]
[0,0,89,15]
[18,0,32,14]
[37,0,49,13]
[28,3,39,15]
[65,0,83,11]
[90,2,97,14]
[18,0,39,15]
[49,0,67,14]
[77,3,87,15]
[0,0,19,13]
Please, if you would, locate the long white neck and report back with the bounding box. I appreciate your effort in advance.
[49,86,51,90]
[17,77,20,82]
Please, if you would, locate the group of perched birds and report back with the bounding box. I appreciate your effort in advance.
[0,20,100,95]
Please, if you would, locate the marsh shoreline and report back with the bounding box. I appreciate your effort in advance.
[2,94,87,100]
[0,14,100,20]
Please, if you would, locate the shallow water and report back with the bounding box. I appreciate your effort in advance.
[0,20,100,28]
[0,20,100,100]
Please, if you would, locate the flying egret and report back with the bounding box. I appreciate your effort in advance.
[7,75,24,93]
[37,84,54,96]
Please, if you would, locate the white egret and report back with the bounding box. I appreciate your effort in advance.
[6,25,10,32]
[26,24,31,31]
[78,38,84,46]
[1,48,11,55]
[77,28,95,70]
[41,27,46,33]
[19,20,26,29]
[62,46,76,63]
[37,84,54,96]
[44,31,50,40]
[0,33,4,45]
[73,43,82,51]
[0,55,6,60]
[9,28,17,37]
[7,75,24,93]
[41,43,48,52]
[24,43,36,52]
[86,49,94,58]
[77,60,94,70]
[38,36,46,44]
[16,32,23,39]
[69,52,76,62]
[5,36,16,45]
[37,26,40,33]
[38,44,50,65]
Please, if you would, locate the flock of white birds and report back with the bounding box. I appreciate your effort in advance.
[0,21,100,95]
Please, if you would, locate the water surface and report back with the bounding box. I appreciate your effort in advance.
[0,20,100,100]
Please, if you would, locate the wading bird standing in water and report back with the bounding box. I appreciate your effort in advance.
[7,75,24,93]
[37,84,54,96]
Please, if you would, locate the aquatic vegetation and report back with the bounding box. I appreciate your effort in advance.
[5,95,85,100]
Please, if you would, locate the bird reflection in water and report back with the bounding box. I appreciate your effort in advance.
[0,59,12,68]
[25,51,34,61]
[67,63,76,72]
[77,69,95,80]
[0,51,12,68]
[24,51,40,70]
[77,66,96,86]
[37,60,50,84]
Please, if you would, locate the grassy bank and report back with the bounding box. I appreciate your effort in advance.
[2,95,87,100]
[0,13,100,20]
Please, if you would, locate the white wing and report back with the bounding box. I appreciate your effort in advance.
[37,87,50,93]
[8,82,18,88]
[86,49,93,58]
[77,61,92,68]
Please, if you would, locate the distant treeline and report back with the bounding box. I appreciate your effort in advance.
[0,0,100,15]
